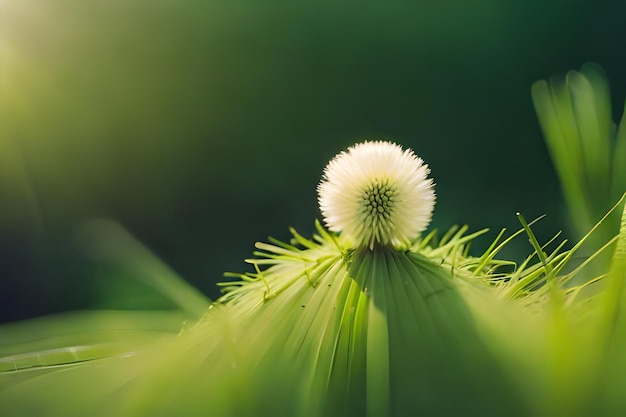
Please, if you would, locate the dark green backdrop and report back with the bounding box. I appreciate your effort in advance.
[1,0,625,321]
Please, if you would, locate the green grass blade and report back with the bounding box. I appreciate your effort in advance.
[613,99,626,199]
[80,220,211,318]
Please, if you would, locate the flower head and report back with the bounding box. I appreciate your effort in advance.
[317,141,435,249]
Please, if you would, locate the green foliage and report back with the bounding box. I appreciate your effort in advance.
[1,204,623,416]
[532,63,626,248]
[2,63,626,416]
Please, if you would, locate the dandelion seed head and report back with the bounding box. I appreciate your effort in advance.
[317,141,436,249]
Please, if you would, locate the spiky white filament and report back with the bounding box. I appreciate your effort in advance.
[318,141,436,249]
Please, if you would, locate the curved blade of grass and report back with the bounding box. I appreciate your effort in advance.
[613,99,626,199]
[79,220,210,318]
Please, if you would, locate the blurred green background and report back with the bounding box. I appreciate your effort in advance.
[1,0,625,322]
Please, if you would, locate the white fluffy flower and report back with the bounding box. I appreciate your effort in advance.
[317,141,435,249]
